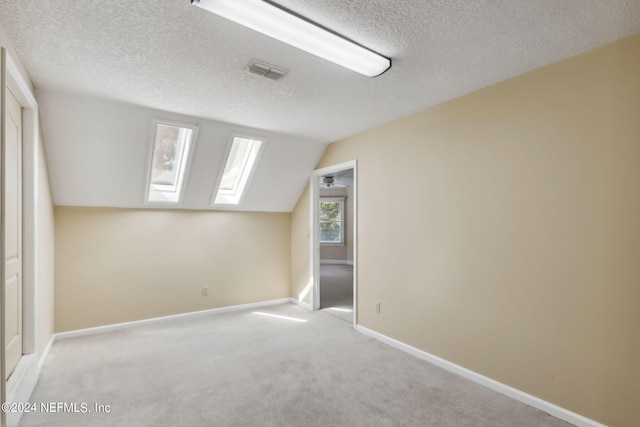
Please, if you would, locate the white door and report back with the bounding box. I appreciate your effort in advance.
[4,88,23,380]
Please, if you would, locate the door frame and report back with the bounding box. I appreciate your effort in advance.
[1,47,40,417]
[309,160,357,328]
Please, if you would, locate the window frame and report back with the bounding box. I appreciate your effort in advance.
[144,118,198,206]
[319,197,345,245]
[211,133,266,208]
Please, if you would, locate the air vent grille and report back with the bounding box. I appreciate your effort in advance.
[246,60,289,81]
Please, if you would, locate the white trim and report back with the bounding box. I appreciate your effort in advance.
[143,118,199,206]
[289,297,312,311]
[310,160,358,329]
[9,57,39,358]
[5,355,38,427]
[2,50,43,427]
[1,48,7,427]
[5,353,37,400]
[6,52,40,357]
[55,298,291,340]
[5,55,37,108]
[320,259,354,265]
[310,173,318,310]
[39,335,55,369]
[211,132,267,209]
[356,325,607,427]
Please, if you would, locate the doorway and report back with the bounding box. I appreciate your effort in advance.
[310,161,357,327]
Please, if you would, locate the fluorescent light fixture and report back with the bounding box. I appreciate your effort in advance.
[192,0,391,77]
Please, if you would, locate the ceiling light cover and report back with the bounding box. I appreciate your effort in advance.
[192,0,391,77]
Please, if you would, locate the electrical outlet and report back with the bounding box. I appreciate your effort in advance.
[375,302,381,313]
[202,286,208,296]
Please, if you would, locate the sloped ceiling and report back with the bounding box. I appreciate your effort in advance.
[37,90,326,211]
[1,1,639,211]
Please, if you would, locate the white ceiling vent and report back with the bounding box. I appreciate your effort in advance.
[246,60,289,81]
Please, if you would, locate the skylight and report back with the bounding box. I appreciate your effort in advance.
[213,136,265,206]
[146,120,197,204]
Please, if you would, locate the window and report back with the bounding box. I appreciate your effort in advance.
[146,120,197,204]
[213,136,265,206]
[319,197,344,244]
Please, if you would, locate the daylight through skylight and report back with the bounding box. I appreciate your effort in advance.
[213,136,264,206]
[146,120,197,204]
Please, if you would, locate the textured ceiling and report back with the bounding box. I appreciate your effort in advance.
[1,1,639,211]
[2,0,639,143]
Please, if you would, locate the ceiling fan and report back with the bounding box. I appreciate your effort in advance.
[321,176,349,188]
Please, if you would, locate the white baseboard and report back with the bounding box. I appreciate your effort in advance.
[5,354,39,427]
[5,333,56,427]
[39,335,55,369]
[55,298,292,340]
[320,259,354,265]
[356,325,606,427]
[289,297,312,310]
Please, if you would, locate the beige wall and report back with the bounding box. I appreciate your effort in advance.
[55,207,291,331]
[291,33,640,427]
[319,186,354,262]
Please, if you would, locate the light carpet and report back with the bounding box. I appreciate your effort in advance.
[20,304,572,426]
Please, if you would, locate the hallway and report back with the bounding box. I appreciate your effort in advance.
[319,264,353,322]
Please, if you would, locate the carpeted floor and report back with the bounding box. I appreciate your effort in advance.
[19,304,572,427]
[319,264,353,323]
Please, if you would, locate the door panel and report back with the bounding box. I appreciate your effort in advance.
[4,88,22,380]
[5,276,20,348]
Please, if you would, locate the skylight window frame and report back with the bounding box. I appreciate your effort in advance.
[144,118,199,206]
[211,133,266,208]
